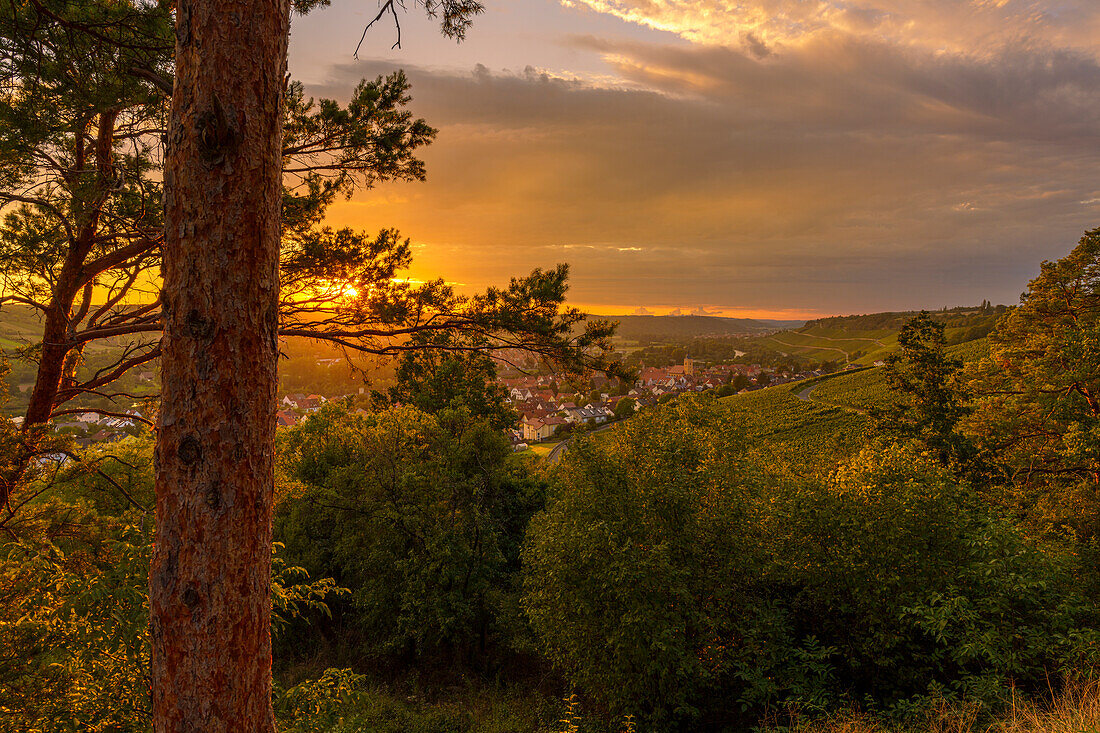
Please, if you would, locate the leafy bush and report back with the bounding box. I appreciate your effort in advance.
[764,445,1099,714]
[523,395,1099,730]
[275,403,545,669]
[0,501,151,732]
[0,451,341,733]
[523,394,761,727]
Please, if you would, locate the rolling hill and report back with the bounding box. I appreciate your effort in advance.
[747,306,1001,365]
[599,314,804,343]
[720,337,991,469]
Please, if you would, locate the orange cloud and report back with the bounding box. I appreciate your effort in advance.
[563,0,1100,58]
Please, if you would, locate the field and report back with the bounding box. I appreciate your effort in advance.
[722,380,870,469]
[760,329,897,365]
[527,440,564,458]
[947,335,992,363]
[720,337,992,468]
[810,367,890,412]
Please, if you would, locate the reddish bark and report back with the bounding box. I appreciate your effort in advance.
[150,0,289,729]
[0,111,122,512]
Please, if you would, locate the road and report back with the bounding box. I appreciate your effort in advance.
[795,383,820,401]
[546,419,622,464]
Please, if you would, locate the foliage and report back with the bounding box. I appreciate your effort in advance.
[49,435,155,516]
[524,394,759,727]
[766,445,1098,714]
[389,334,517,431]
[964,228,1100,540]
[275,667,562,733]
[524,396,1098,730]
[0,442,342,732]
[0,501,151,732]
[275,403,544,669]
[612,397,636,420]
[875,313,978,473]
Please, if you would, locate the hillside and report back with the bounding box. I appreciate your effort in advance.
[748,306,1001,365]
[722,338,991,468]
[600,314,803,343]
[723,379,870,470]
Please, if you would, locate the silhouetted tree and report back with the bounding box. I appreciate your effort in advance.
[875,312,976,473]
[0,0,618,518]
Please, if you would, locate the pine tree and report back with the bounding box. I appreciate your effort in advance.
[0,0,617,519]
[875,312,976,473]
[965,228,1100,538]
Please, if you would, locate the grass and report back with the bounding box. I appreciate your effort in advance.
[722,381,870,469]
[277,672,567,733]
[277,675,1100,733]
[765,679,1100,733]
[529,440,564,458]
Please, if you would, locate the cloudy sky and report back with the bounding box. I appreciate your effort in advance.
[287,0,1100,319]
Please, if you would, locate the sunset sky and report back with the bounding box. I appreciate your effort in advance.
[287,0,1100,320]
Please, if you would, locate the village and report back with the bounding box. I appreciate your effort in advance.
[27,353,862,453]
[498,355,859,451]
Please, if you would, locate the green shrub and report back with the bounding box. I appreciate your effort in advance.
[523,396,1099,730]
[523,394,761,728]
[0,490,340,732]
[275,403,545,669]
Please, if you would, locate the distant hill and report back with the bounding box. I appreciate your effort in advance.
[801,305,1006,335]
[598,314,804,342]
[751,305,1003,365]
[0,305,50,352]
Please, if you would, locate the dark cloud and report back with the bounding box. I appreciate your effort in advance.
[740,31,771,59]
[310,34,1100,314]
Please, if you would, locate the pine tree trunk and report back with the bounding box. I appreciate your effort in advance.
[23,308,70,427]
[150,0,289,729]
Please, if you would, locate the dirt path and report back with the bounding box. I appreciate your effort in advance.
[769,337,849,362]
